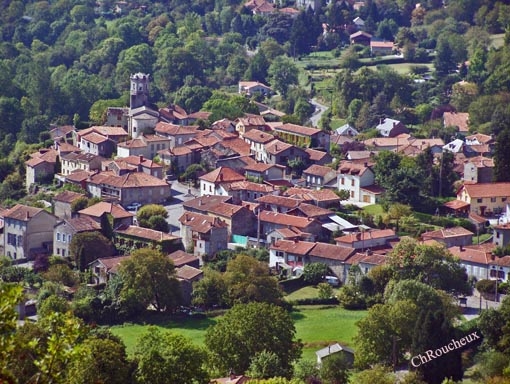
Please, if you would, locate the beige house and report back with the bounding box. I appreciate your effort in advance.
[335,229,398,251]
[303,164,337,189]
[199,167,246,197]
[116,134,171,159]
[78,202,134,228]
[463,156,494,184]
[243,129,276,161]
[154,122,199,148]
[457,182,510,216]
[238,81,273,96]
[4,204,58,261]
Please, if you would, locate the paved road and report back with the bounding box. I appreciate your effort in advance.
[165,182,199,236]
[463,290,503,320]
[308,98,329,128]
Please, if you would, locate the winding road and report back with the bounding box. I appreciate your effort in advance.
[308,98,329,128]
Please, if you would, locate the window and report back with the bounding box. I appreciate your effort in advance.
[17,235,22,246]
[68,235,71,243]
[275,251,284,257]
[203,184,206,190]
[209,186,212,192]
[341,178,344,185]
[351,191,354,198]
[7,233,16,246]
[503,197,507,202]
[491,197,497,203]
[62,235,66,243]
[477,198,483,203]
[57,248,60,255]
[351,179,355,186]
[62,249,66,257]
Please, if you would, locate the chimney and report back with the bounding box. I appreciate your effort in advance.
[139,155,144,163]
[356,232,361,241]
[364,162,368,167]
[459,245,464,252]
[275,144,278,151]
[198,199,202,206]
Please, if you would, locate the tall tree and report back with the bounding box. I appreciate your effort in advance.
[118,248,182,313]
[224,254,283,306]
[134,327,208,384]
[205,302,302,377]
[494,128,510,182]
[69,232,115,271]
[268,56,299,98]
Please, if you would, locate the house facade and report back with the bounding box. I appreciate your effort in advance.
[199,167,246,197]
[113,225,183,254]
[303,164,337,189]
[457,182,510,216]
[273,123,331,151]
[4,205,58,261]
[337,161,377,203]
[53,190,86,219]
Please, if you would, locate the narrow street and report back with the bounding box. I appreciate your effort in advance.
[164,181,199,236]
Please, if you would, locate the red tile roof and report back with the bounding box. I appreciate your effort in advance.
[155,122,199,136]
[346,252,388,266]
[61,216,101,232]
[259,211,317,228]
[303,164,335,177]
[88,171,169,188]
[270,239,316,255]
[115,225,180,242]
[256,195,301,208]
[94,255,130,274]
[243,129,276,143]
[4,204,45,220]
[176,265,203,280]
[228,181,274,193]
[199,167,246,183]
[274,123,321,136]
[448,244,495,265]
[79,202,133,219]
[179,212,228,233]
[264,140,293,155]
[283,187,340,202]
[443,112,469,133]
[335,229,397,243]
[462,182,510,198]
[53,190,86,203]
[421,226,473,240]
[81,132,109,144]
[309,242,355,261]
[168,250,198,267]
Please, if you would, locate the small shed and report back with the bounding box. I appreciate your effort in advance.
[316,343,355,367]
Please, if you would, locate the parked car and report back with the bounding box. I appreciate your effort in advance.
[126,202,142,211]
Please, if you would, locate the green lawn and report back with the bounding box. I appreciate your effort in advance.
[362,204,384,215]
[292,305,367,361]
[111,305,367,362]
[284,285,342,301]
[110,315,217,355]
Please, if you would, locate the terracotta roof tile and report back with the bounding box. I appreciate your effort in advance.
[443,112,469,133]
[463,182,510,198]
[79,202,133,219]
[256,195,301,208]
[176,265,203,280]
[335,229,397,243]
[81,132,109,144]
[4,204,45,220]
[53,190,86,203]
[259,211,317,228]
[199,167,246,183]
[270,239,316,255]
[228,181,275,193]
[243,129,276,143]
[274,123,321,136]
[168,250,199,267]
[448,244,494,265]
[115,225,180,242]
[303,164,335,177]
[179,211,228,233]
[346,252,388,266]
[61,216,101,232]
[309,242,356,261]
[264,139,293,154]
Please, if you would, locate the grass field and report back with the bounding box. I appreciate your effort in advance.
[111,304,367,362]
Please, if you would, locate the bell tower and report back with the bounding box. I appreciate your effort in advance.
[130,73,150,110]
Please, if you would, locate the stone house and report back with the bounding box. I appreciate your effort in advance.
[227,181,276,204]
[86,171,171,206]
[89,255,130,285]
[350,31,372,45]
[4,204,58,261]
[463,156,494,183]
[53,216,102,259]
[25,149,58,192]
[303,164,337,189]
[157,146,195,174]
[52,190,86,219]
[179,211,229,260]
[176,265,204,305]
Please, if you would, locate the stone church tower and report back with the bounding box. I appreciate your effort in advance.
[130,72,150,110]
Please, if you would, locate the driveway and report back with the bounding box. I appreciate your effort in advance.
[165,182,199,236]
[462,290,503,321]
